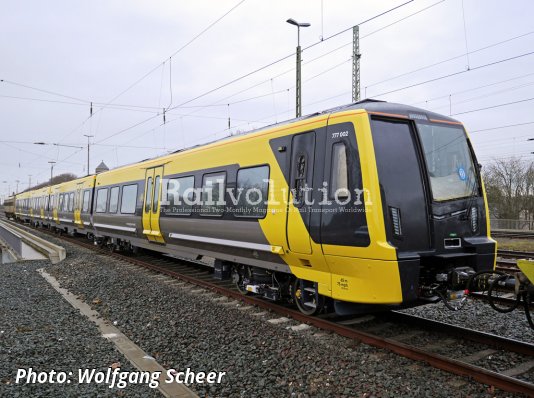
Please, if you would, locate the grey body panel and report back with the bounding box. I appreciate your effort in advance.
[159,217,270,245]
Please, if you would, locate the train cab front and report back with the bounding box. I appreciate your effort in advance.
[369,105,497,307]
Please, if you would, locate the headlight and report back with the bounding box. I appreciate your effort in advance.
[469,206,478,233]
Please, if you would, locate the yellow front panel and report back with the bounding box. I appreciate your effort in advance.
[518,260,534,285]
[327,255,403,304]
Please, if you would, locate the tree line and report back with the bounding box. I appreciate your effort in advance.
[483,157,534,226]
[23,173,77,192]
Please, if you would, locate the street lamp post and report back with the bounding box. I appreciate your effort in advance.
[83,135,94,175]
[287,18,311,118]
[48,161,56,185]
[34,142,83,181]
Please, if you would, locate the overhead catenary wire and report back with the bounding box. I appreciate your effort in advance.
[98,0,248,114]
[411,70,534,106]
[470,121,534,133]
[367,30,534,90]
[165,0,416,113]
[3,26,531,115]
[9,1,248,174]
[373,50,534,98]
[426,80,534,113]
[451,96,534,116]
[10,0,533,179]
[28,0,249,169]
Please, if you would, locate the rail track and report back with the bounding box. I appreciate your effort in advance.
[493,230,534,239]
[495,249,534,273]
[6,218,534,395]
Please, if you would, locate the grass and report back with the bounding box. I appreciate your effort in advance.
[493,237,534,252]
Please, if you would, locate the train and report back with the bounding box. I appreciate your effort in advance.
[7,100,497,315]
[3,196,15,219]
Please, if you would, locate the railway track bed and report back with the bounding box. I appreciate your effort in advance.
[4,219,534,395]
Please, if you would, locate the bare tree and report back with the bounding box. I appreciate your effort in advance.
[24,173,77,192]
[483,157,534,228]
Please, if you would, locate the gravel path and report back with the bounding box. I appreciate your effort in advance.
[35,235,522,398]
[0,260,158,397]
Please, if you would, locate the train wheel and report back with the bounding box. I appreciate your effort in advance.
[292,278,324,315]
[232,265,250,295]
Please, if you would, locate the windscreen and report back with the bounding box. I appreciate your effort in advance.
[417,122,478,201]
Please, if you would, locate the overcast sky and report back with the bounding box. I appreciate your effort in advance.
[1,0,533,197]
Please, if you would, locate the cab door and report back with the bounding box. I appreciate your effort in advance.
[142,166,165,243]
[286,131,315,254]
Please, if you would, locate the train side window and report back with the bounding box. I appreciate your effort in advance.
[293,153,307,207]
[201,172,226,216]
[166,176,194,216]
[82,190,90,213]
[234,166,269,218]
[59,195,64,212]
[145,177,153,213]
[69,192,74,212]
[330,142,349,199]
[46,196,50,211]
[120,184,138,214]
[109,186,120,213]
[96,188,108,213]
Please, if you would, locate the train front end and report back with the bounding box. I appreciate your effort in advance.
[367,103,496,308]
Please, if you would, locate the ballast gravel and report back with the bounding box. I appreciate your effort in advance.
[29,234,522,398]
[401,299,534,344]
[0,260,157,398]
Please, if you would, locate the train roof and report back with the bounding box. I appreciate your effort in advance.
[326,99,461,123]
[165,99,461,155]
[94,99,464,176]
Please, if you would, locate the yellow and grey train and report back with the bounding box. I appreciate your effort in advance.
[10,100,496,315]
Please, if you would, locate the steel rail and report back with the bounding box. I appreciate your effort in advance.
[386,311,534,356]
[7,220,534,395]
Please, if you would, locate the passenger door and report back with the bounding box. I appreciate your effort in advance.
[52,193,59,224]
[74,184,83,228]
[142,166,165,243]
[286,131,315,254]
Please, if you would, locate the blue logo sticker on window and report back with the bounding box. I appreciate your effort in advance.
[458,167,467,181]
